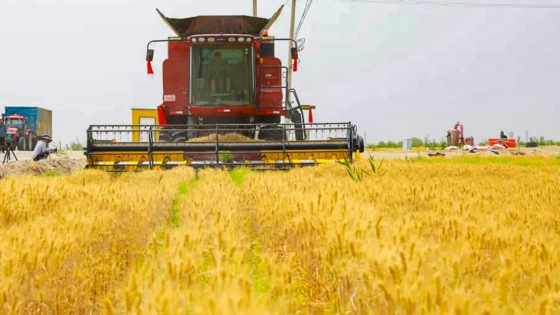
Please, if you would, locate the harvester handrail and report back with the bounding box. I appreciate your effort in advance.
[288,88,306,124]
[259,64,291,110]
[215,125,219,162]
[148,125,154,169]
[87,123,352,133]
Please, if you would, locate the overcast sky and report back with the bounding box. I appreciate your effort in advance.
[1,0,559,146]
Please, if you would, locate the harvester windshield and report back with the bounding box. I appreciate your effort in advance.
[191,44,254,106]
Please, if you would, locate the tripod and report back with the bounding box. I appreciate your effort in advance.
[2,145,18,164]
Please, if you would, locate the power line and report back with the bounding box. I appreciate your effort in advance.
[335,0,560,8]
[295,0,314,39]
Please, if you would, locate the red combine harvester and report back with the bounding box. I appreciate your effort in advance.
[85,6,364,171]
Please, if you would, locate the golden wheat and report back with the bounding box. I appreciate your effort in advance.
[1,157,560,314]
[0,168,196,314]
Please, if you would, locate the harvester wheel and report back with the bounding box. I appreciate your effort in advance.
[158,130,172,142]
[173,135,187,142]
[18,138,24,151]
[358,135,365,153]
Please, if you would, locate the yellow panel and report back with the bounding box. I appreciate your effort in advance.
[131,109,159,142]
[300,105,317,110]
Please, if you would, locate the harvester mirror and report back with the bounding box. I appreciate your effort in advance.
[290,47,298,72]
[290,47,298,59]
[146,49,154,61]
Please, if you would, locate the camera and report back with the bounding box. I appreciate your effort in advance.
[4,140,15,151]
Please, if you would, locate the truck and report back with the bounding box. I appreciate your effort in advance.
[2,106,53,151]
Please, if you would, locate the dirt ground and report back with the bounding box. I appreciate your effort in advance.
[362,146,560,160]
[0,151,85,179]
[0,146,558,179]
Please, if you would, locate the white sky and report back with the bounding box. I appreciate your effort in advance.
[1,0,559,145]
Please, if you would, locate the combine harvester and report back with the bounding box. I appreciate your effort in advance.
[84,6,364,171]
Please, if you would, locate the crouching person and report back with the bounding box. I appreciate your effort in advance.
[32,134,55,161]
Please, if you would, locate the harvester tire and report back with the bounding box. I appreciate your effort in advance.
[158,132,171,142]
[170,130,189,142]
[359,135,365,153]
[259,126,287,141]
[158,128,173,142]
[173,135,187,142]
[18,138,24,151]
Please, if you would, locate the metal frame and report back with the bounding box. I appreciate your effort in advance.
[85,122,362,172]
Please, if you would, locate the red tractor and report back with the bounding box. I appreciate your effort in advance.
[3,114,37,151]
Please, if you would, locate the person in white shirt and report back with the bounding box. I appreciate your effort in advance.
[32,134,55,161]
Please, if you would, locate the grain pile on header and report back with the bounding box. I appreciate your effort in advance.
[187,133,264,143]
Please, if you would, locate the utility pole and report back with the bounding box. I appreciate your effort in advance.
[253,0,257,16]
[285,0,297,127]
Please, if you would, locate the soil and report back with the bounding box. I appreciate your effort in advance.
[364,146,560,160]
[0,154,85,179]
[1,145,558,179]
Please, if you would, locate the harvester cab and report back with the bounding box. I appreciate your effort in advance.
[85,6,365,171]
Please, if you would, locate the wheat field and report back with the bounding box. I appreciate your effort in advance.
[1,156,560,314]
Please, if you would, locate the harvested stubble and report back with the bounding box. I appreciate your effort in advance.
[3,157,560,314]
